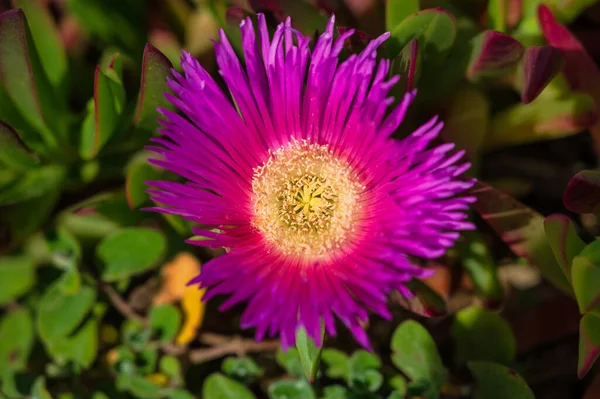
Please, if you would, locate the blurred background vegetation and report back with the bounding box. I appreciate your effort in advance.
[2,0,600,398]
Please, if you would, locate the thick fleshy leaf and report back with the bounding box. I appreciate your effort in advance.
[571,241,600,313]
[544,214,586,280]
[0,121,39,171]
[134,44,174,131]
[126,152,164,209]
[467,30,524,81]
[452,306,516,365]
[390,320,447,399]
[0,165,65,206]
[0,255,36,306]
[389,8,457,66]
[578,312,600,378]
[563,170,600,214]
[544,0,599,23]
[468,362,535,399]
[296,326,324,383]
[0,9,58,144]
[386,0,420,31]
[80,56,126,160]
[97,228,166,282]
[13,0,67,89]
[487,0,508,32]
[391,39,420,93]
[521,46,565,104]
[470,181,573,295]
[202,373,256,399]
[484,91,596,150]
[440,87,489,159]
[0,186,59,242]
[538,4,600,153]
[459,231,504,306]
[0,308,34,372]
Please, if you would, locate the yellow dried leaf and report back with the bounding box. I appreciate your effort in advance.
[153,252,201,305]
[175,283,206,346]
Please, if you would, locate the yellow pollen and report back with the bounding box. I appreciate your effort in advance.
[251,139,364,260]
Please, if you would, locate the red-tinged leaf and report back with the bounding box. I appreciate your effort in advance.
[544,0,599,23]
[484,91,596,150]
[578,312,600,378]
[470,181,573,295]
[134,44,174,132]
[508,0,523,29]
[390,39,420,94]
[467,30,524,81]
[521,46,564,104]
[571,241,600,314]
[13,0,67,89]
[396,279,448,318]
[386,0,419,31]
[538,4,600,152]
[0,9,50,137]
[544,214,586,281]
[564,170,600,215]
[0,121,39,171]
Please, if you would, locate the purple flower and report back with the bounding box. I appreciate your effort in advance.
[146,14,476,349]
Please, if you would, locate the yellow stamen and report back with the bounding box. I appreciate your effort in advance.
[251,139,365,260]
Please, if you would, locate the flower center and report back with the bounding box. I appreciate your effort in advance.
[251,140,364,260]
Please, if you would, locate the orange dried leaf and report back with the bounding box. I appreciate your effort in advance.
[175,283,206,346]
[153,252,201,305]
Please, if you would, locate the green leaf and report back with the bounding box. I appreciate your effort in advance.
[125,152,164,209]
[348,350,382,391]
[390,320,447,399]
[321,349,349,380]
[544,214,586,281]
[0,121,39,171]
[386,0,420,32]
[31,377,52,399]
[0,308,34,372]
[390,375,408,397]
[487,0,508,32]
[117,374,163,399]
[97,228,166,282]
[37,281,96,344]
[121,319,151,351]
[459,231,504,305]
[470,181,573,295]
[0,165,64,206]
[0,186,59,242]
[165,389,195,399]
[202,373,256,399]
[0,256,35,306]
[222,357,264,381]
[389,8,457,66]
[138,347,158,374]
[45,315,99,369]
[484,90,596,151]
[276,347,303,377]
[0,9,63,148]
[160,355,183,384]
[578,312,600,378]
[149,304,181,343]
[13,0,67,89]
[321,385,348,399]
[134,44,174,131]
[544,0,599,23]
[295,326,323,383]
[65,0,146,56]
[403,279,448,317]
[268,379,316,399]
[452,306,516,365]
[80,60,126,160]
[571,241,600,313]
[468,361,535,399]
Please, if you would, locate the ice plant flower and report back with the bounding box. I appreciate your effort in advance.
[147,14,476,349]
